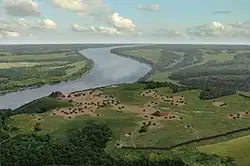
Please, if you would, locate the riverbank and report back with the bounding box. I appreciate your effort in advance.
[0,46,151,109]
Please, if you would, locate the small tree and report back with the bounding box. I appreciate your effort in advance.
[34,122,42,132]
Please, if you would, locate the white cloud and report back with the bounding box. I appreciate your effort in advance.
[17,18,30,29]
[137,4,160,12]
[72,24,120,35]
[111,13,136,31]
[186,21,250,38]
[49,0,91,12]
[3,0,40,17]
[39,19,57,29]
[2,31,20,38]
[98,26,120,35]
[72,24,95,32]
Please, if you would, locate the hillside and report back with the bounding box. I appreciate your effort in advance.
[1,82,250,165]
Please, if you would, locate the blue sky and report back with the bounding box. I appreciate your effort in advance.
[0,0,250,43]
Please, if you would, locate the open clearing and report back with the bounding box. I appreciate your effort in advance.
[121,49,162,64]
[0,62,39,69]
[0,52,79,62]
[202,52,235,63]
[198,135,250,166]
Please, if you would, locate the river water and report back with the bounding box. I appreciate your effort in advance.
[0,46,151,109]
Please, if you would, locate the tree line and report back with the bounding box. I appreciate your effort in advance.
[0,121,187,166]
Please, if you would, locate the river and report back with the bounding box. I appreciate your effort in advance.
[0,46,151,109]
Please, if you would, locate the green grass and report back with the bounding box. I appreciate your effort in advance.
[198,135,250,166]
[0,62,39,69]
[202,52,235,62]
[0,50,93,93]
[102,83,150,106]
[14,97,72,114]
[5,83,250,165]
[102,85,250,147]
[0,52,78,62]
[7,107,140,150]
[121,49,162,64]
[65,61,87,76]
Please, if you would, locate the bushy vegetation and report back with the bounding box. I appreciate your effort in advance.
[199,88,236,100]
[138,80,192,93]
[14,97,72,114]
[0,120,237,166]
[1,121,186,166]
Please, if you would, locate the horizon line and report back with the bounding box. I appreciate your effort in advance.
[0,42,250,46]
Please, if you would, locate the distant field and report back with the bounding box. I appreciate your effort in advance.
[0,62,39,69]
[202,52,235,62]
[0,52,79,62]
[111,44,250,93]
[0,49,93,93]
[120,49,162,64]
[65,61,87,76]
[198,135,250,166]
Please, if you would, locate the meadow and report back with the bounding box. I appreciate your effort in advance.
[198,135,250,166]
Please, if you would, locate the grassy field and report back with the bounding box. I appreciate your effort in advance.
[202,52,235,62]
[198,135,250,166]
[0,62,39,69]
[0,52,79,62]
[0,49,93,93]
[120,49,162,64]
[4,83,250,165]
[65,61,88,76]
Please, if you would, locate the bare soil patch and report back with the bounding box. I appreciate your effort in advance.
[51,89,118,118]
[140,90,186,107]
[212,101,226,107]
[228,111,249,119]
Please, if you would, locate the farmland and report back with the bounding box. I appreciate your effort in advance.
[0,50,93,94]
[1,82,250,165]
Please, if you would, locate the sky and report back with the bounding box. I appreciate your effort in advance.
[0,0,250,44]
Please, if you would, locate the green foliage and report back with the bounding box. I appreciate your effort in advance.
[139,125,148,133]
[199,88,236,100]
[34,123,42,132]
[0,48,94,93]
[0,122,188,166]
[14,97,72,114]
[138,80,192,93]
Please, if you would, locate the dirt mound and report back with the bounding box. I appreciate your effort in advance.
[141,90,186,107]
[152,111,168,117]
[49,91,66,99]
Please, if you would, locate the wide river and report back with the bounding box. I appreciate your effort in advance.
[0,46,151,109]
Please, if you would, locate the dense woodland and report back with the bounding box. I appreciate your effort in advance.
[138,80,193,93]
